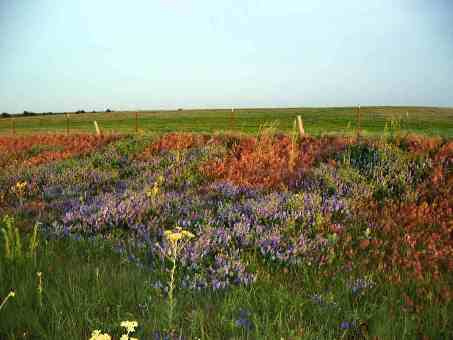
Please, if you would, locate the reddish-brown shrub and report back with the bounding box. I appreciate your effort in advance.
[397,134,442,155]
[347,142,453,283]
[201,135,351,189]
[0,134,121,167]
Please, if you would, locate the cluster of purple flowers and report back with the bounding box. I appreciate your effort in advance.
[235,309,254,331]
[2,139,356,291]
[62,191,152,234]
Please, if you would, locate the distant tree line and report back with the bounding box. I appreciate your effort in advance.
[0,108,114,118]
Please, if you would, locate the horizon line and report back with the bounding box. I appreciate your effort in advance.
[3,104,453,115]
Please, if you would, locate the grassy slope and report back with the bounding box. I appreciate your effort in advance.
[1,106,453,137]
[3,236,448,340]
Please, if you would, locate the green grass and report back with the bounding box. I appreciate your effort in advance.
[1,106,453,137]
[2,234,450,340]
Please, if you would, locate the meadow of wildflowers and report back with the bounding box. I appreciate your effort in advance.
[0,131,451,339]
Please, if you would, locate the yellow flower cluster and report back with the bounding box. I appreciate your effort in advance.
[89,320,138,340]
[89,330,111,340]
[11,181,27,196]
[162,228,195,327]
[146,183,159,198]
[120,320,138,334]
[15,181,27,190]
[164,228,195,244]
[146,176,165,198]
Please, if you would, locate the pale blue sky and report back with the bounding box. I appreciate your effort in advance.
[1,0,452,113]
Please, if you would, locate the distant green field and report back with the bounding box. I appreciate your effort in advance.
[1,106,452,137]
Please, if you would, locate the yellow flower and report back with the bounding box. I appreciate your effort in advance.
[16,181,27,189]
[168,232,183,243]
[11,181,28,198]
[146,183,159,198]
[181,230,195,239]
[9,291,15,298]
[89,330,111,340]
[120,320,138,333]
[120,335,138,340]
[164,228,195,244]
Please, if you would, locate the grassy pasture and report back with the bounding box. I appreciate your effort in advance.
[1,106,453,136]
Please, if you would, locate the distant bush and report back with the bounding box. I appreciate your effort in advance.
[75,110,85,114]
[23,111,36,116]
[1,112,10,118]
[105,108,113,113]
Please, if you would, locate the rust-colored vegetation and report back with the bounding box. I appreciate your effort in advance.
[0,134,121,167]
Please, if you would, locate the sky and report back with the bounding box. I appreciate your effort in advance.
[0,0,452,113]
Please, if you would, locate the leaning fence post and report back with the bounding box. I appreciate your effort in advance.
[296,115,305,137]
[94,121,101,136]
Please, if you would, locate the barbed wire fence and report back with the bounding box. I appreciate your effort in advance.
[0,108,447,137]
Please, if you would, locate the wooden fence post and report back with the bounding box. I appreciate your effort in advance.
[94,121,101,136]
[230,108,235,129]
[296,115,305,137]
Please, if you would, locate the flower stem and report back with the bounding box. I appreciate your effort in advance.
[0,291,15,311]
[168,248,177,328]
